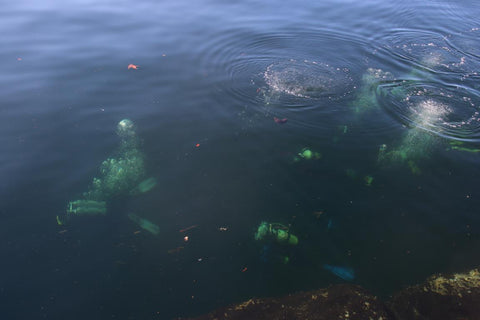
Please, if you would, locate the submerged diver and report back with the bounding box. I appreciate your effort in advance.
[253,220,355,281]
[57,119,157,226]
[254,221,298,265]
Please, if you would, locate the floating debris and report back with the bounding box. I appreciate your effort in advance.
[273,117,288,124]
[180,225,198,233]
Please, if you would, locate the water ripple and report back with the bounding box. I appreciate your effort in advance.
[263,59,353,100]
[449,27,480,57]
[377,81,480,142]
[197,28,370,129]
[372,28,479,79]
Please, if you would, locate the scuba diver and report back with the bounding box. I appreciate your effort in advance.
[254,221,298,265]
[253,220,355,281]
[57,119,157,229]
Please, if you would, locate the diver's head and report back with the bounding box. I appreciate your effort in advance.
[116,119,136,139]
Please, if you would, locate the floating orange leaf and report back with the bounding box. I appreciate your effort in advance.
[128,64,139,70]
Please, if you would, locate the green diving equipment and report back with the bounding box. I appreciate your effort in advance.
[67,200,107,216]
[254,221,298,246]
[293,147,322,162]
[127,213,160,235]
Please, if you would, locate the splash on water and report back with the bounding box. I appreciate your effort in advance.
[263,59,354,100]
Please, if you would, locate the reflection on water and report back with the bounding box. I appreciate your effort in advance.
[1,0,480,319]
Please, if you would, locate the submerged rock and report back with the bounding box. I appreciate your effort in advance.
[389,269,480,319]
[179,268,480,320]
[181,285,393,320]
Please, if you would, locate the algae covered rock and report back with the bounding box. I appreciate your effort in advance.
[183,285,393,320]
[389,269,480,319]
[178,267,480,320]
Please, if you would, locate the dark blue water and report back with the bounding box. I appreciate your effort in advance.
[1,0,480,319]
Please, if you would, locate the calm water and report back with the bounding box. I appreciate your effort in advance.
[1,0,480,319]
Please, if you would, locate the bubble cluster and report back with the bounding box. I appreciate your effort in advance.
[378,82,480,141]
[263,59,354,100]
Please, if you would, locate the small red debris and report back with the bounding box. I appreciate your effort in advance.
[241,267,248,272]
[274,117,288,124]
[128,64,139,70]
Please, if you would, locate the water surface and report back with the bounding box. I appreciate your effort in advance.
[1,0,480,319]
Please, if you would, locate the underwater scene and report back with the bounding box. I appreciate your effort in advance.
[1,0,480,319]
